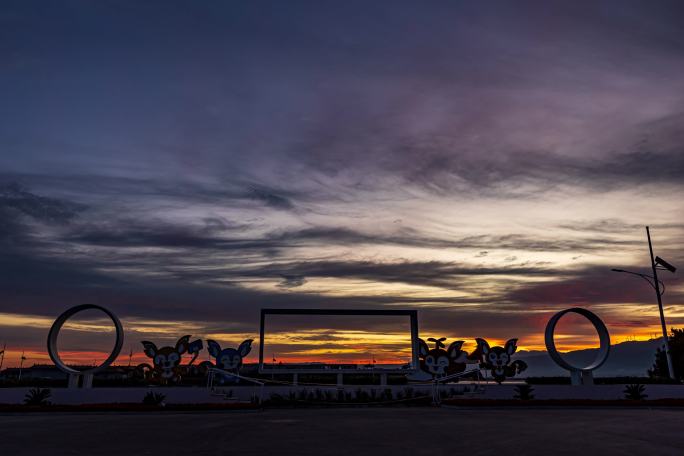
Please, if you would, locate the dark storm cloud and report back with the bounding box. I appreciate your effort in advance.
[48,214,619,252]
[0,184,655,299]
[250,260,555,291]
[0,183,83,249]
[67,224,258,250]
[277,274,307,289]
[506,265,684,306]
[0,252,124,294]
[289,334,345,342]
[374,136,684,197]
[0,183,84,223]
[271,229,643,252]
[56,219,644,274]
[559,219,657,234]
[249,186,295,210]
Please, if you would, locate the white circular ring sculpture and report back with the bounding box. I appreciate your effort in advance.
[47,304,124,375]
[545,307,610,385]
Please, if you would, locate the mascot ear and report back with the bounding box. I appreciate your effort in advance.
[187,339,203,355]
[175,335,191,354]
[418,338,430,358]
[237,339,253,357]
[447,340,465,359]
[141,341,157,358]
[505,338,518,355]
[476,338,490,355]
[207,340,221,358]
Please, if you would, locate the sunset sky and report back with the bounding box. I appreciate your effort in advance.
[1,0,683,368]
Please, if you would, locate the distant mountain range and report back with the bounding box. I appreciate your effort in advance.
[515,339,663,377]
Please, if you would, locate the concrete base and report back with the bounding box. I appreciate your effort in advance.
[570,370,594,386]
[67,374,93,389]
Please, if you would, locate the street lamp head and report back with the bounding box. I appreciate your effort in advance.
[655,256,677,273]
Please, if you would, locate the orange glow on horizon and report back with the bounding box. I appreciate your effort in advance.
[0,330,662,368]
[0,310,673,368]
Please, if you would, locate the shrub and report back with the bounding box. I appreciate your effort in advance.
[513,384,535,400]
[649,328,684,380]
[269,393,285,404]
[624,384,647,401]
[24,388,51,406]
[142,391,167,406]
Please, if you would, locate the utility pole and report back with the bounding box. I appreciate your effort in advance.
[647,226,676,379]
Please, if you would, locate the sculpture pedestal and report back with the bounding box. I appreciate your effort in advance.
[67,373,94,389]
[570,370,594,386]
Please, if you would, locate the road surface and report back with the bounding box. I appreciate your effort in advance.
[1,407,683,455]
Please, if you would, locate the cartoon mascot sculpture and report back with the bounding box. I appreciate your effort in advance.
[201,339,254,384]
[474,338,527,383]
[138,335,203,383]
[418,337,469,379]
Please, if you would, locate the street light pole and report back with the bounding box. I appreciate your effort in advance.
[646,226,676,379]
[611,227,677,380]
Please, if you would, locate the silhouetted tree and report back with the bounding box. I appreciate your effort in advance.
[648,328,684,380]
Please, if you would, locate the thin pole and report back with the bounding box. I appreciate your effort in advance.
[647,226,675,379]
[18,351,26,382]
[0,342,6,371]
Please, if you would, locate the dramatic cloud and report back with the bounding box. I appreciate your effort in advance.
[1,0,683,367]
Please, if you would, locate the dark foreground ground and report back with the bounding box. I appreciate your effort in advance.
[1,407,683,455]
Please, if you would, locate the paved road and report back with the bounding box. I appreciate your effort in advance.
[1,407,683,455]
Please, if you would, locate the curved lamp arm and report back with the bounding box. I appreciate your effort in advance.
[611,268,666,296]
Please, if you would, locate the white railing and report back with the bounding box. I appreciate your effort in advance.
[205,367,487,406]
[431,367,486,404]
[206,367,265,404]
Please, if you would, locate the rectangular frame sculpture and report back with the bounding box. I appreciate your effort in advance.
[258,308,420,374]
